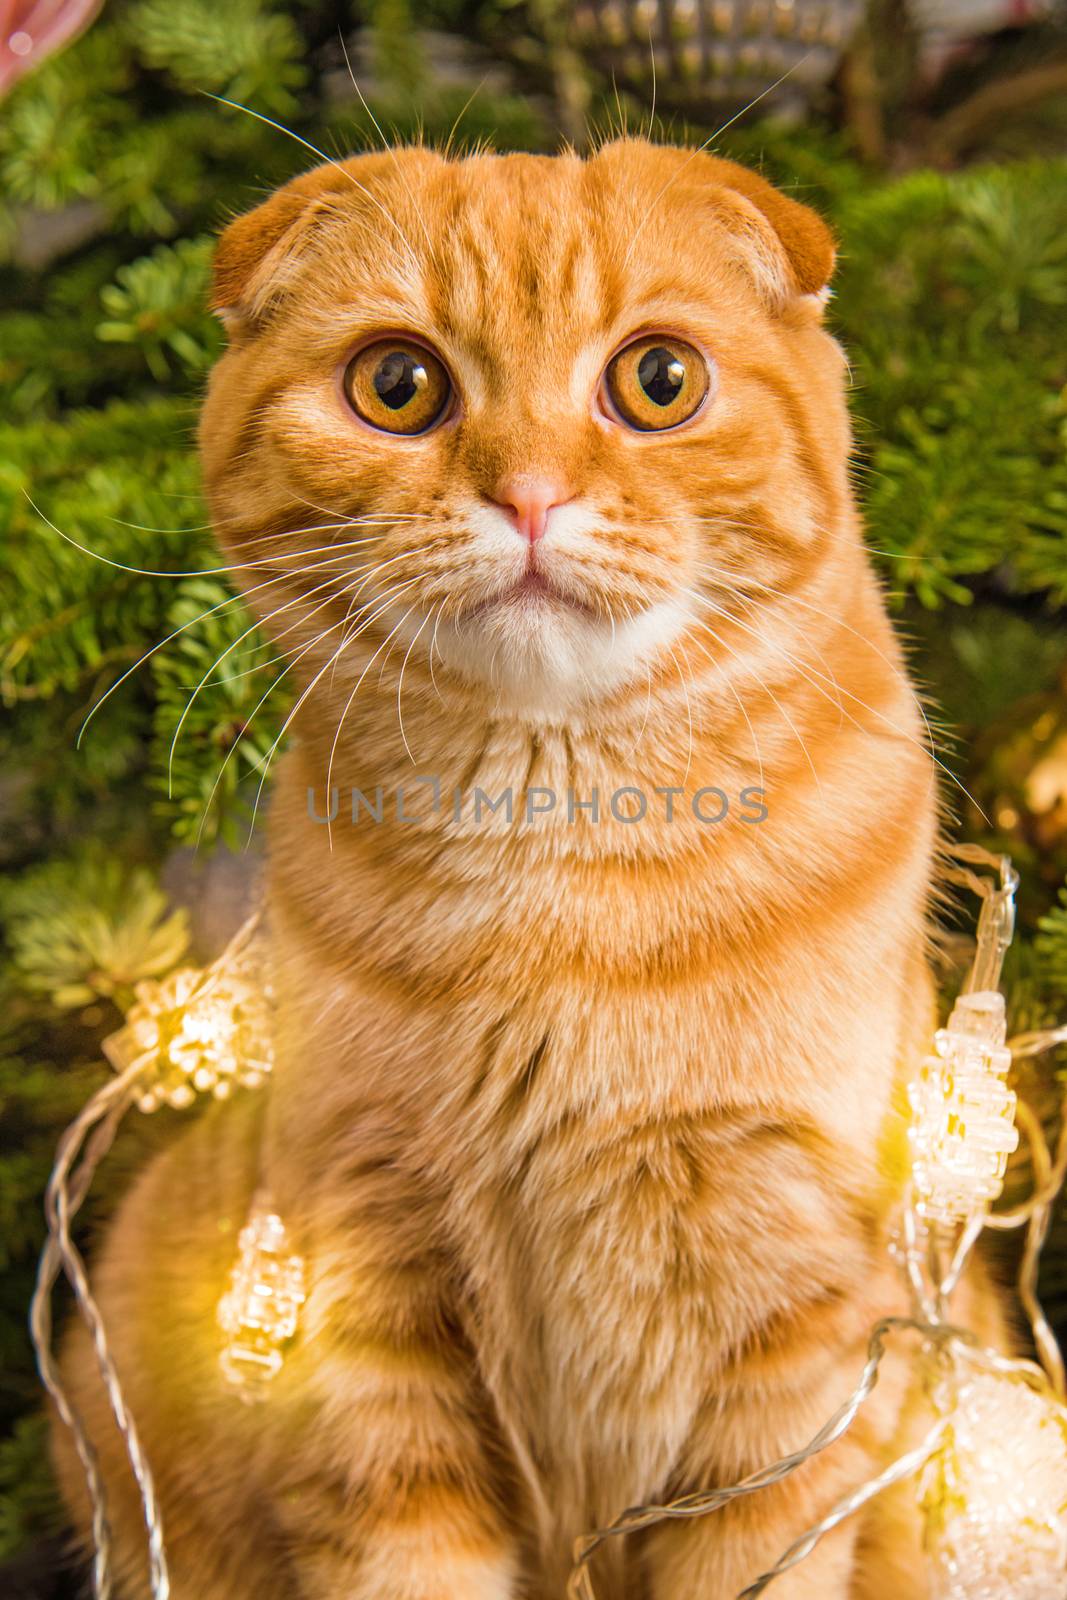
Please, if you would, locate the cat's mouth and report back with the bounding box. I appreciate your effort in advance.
[465,571,599,623]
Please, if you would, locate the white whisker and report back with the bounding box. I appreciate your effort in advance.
[428,599,446,704]
[681,594,823,797]
[323,593,423,846]
[665,640,695,788]
[166,562,363,791]
[245,579,422,847]
[395,610,432,765]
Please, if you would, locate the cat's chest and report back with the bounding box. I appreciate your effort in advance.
[442,960,889,1342]
[449,1046,872,1540]
[447,983,864,1331]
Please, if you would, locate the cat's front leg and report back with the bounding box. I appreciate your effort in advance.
[641,1310,912,1600]
[278,1460,519,1600]
[270,1326,522,1600]
[258,1207,523,1600]
[642,1471,862,1600]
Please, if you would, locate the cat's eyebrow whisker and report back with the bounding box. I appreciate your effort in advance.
[645,29,657,144]
[205,94,423,278]
[705,54,813,144]
[442,76,489,159]
[620,55,811,271]
[338,33,437,261]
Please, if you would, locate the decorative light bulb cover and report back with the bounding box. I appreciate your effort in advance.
[922,1369,1067,1600]
[907,990,1018,1227]
[217,1209,306,1398]
[103,954,272,1113]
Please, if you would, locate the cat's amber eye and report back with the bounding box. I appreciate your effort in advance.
[603,337,710,432]
[342,340,452,436]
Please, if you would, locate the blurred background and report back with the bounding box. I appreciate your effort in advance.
[1,0,1066,1591]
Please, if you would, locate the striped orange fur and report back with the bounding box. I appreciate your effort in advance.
[53,140,1004,1599]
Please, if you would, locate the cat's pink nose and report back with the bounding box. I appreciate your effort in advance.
[493,475,570,544]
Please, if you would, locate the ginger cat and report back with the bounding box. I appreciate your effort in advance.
[54,139,980,1599]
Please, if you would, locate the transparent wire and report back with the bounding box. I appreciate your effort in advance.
[30,914,263,1600]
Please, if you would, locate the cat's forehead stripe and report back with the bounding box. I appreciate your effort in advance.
[291,146,762,379]
[431,196,609,332]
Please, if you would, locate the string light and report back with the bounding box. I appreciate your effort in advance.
[908,988,1018,1227]
[907,853,1020,1229]
[922,1364,1067,1599]
[217,1206,306,1399]
[102,938,272,1112]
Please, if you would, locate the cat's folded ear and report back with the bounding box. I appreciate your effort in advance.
[700,155,836,310]
[211,158,390,336]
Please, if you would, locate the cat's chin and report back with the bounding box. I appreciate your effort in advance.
[431,592,688,717]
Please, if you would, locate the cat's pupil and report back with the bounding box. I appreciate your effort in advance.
[374,352,427,410]
[638,347,686,407]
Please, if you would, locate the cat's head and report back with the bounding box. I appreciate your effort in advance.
[200,139,846,722]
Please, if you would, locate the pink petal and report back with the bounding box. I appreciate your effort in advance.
[1,0,104,100]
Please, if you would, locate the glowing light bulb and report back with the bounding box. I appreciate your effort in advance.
[217,1209,306,1398]
[104,958,272,1112]
[908,990,1018,1227]
[922,1369,1067,1600]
